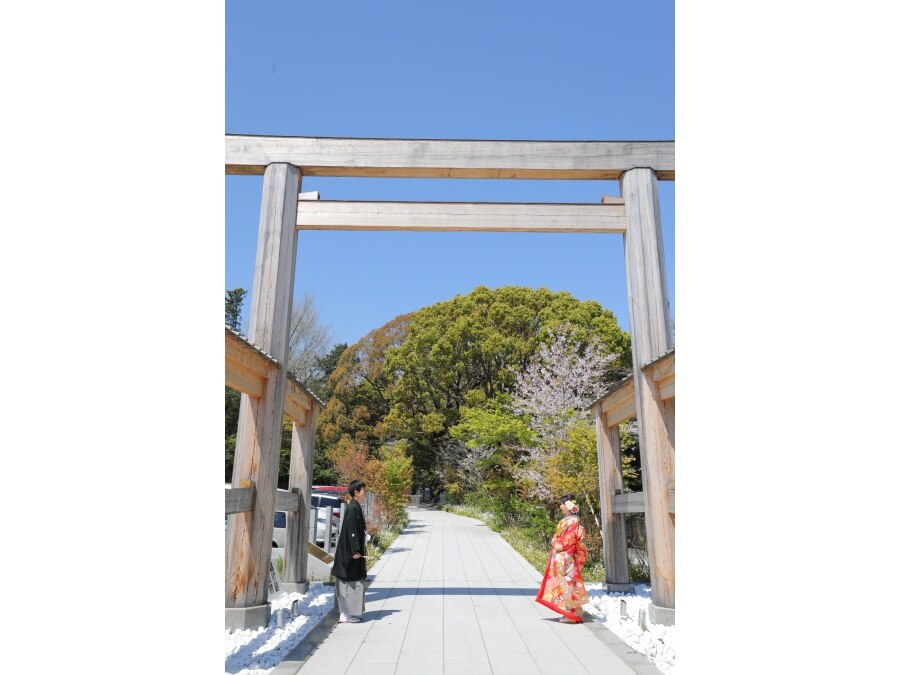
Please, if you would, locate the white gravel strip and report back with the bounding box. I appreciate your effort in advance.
[222,581,674,674]
[584,583,676,673]
[224,585,334,675]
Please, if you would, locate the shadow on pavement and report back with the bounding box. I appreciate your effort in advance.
[366,586,536,600]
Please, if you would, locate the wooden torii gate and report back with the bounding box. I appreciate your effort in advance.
[224,134,675,629]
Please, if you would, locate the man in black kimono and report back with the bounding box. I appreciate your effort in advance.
[332,479,367,623]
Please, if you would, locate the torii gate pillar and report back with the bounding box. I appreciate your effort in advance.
[225,163,301,630]
[621,167,676,625]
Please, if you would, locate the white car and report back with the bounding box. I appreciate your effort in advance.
[311,493,344,520]
[273,509,340,548]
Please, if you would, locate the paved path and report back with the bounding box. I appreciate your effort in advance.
[296,507,662,675]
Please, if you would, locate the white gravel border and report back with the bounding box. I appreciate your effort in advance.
[224,585,334,675]
[223,581,675,674]
[584,582,676,673]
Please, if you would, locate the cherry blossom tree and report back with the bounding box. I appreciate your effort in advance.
[512,323,617,440]
[511,323,617,530]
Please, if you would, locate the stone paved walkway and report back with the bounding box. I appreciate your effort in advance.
[295,507,663,675]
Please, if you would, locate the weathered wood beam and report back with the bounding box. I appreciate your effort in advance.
[225,360,266,399]
[649,351,675,381]
[226,135,675,180]
[651,352,675,401]
[283,406,319,590]
[284,378,312,412]
[612,491,645,514]
[275,489,301,513]
[225,330,274,397]
[225,329,316,426]
[657,376,675,401]
[622,167,676,618]
[295,200,626,233]
[595,408,632,590]
[600,382,637,426]
[624,170,674,362]
[226,163,301,618]
[282,393,307,428]
[591,351,675,422]
[599,381,633,414]
[603,397,637,427]
[226,486,255,515]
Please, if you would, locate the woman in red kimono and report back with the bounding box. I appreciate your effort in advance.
[536,494,589,623]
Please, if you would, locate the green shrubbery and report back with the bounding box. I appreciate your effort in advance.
[362,508,410,569]
[378,442,414,527]
[462,492,555,545]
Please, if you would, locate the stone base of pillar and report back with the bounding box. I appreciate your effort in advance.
[279,581,309,594]
[649,602,675,626]
[604,581,636,593]
[225,603,271,631]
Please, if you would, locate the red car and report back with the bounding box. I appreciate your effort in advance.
[312,485,347,495]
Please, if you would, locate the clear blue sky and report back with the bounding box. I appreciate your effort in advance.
[226,0,674,346]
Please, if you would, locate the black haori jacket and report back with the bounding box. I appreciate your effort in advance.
[331,499,367,581]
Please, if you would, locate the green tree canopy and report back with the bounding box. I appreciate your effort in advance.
[318,313,411,452]
[307,342,348,402]
[317,286,631,490]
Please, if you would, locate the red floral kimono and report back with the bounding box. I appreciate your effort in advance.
[535,514,589,621]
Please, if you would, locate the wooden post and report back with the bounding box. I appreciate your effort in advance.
[303,406,318,552]
[225,163,300,629]
[594,406,633,592]
[282,404,318,591]
[621,167,676,624]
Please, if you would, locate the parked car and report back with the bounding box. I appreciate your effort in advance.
[310,493,344,547]
[313,510,341,548]
[312,485,347,496]
[311,492,344,520]
[272,509,340,549]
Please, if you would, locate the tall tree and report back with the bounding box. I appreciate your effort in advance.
[385,286,629,441]
[317,313,412,453]
[225,288,247,332]
[306,342,347,402]
[309,342,349,484]
[383,286,629,483]
[287,292,334,384]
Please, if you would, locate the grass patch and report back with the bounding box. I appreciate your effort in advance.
[442,503,493,526]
